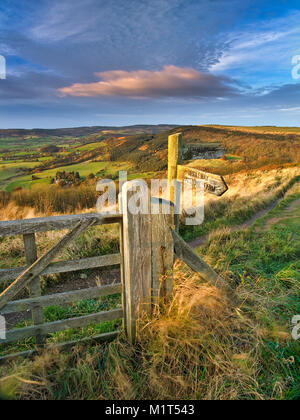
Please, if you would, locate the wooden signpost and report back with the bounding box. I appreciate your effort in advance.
[168,133,228,229]
[168,132,228,196]
[177,165,228,196]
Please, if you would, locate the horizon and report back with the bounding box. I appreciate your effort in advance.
[1,123,300,131]
[1,0,300,129]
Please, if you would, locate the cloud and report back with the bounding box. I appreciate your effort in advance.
[58,65,241,99]
[280,106,300,112]
[10,0,250,74]
[210,10,300,86]
[0,70,66,100]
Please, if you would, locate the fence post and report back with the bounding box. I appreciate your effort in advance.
[122,181,152,344]
[23,233,44,346]
[118,220,127,335]
[122,182,175,344]
[150,198,174,305]
[168,133,182,232]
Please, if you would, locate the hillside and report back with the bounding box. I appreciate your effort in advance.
[0,124,178,139]
[0,125,299,400]
[74,124,300,174]
[0,168,299,400]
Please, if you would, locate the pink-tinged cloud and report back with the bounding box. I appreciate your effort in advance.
[58,65,238,99]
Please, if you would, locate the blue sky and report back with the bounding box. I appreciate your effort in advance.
[0,0,300,128]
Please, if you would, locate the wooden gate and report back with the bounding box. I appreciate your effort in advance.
[0,145,225,360]
[0,213,123,360]
[0,187,177,358]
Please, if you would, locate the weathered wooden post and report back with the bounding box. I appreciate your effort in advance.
[150,197,174,305]
[23,233,44,346]
[122,182,174,344]
[168,133,182,232]
[122,181,152,344]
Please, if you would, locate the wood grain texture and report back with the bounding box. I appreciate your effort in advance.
[0,213,121,238]
[122,184,152,344]
[0,254,121,283]
[171,229,227,288]
[0,218,97,311]
[2,308,123,344]
[2,283,122,315]
[168,133,182,232]
[151,198,174,304]
[118,220,127,335]
[177,165,228,196]
[0,331,121,363]
[23,233,44,346]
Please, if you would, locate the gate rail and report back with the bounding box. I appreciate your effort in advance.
[0,213,123,358]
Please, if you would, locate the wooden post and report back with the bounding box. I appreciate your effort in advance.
[118,220,127,335]
[122,182,175,343]
[23,233,44,346]
[151,198,174,305]
[168,133,182,232]
[122,182,152,344]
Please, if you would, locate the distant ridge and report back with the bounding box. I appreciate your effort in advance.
[0,124,179,138]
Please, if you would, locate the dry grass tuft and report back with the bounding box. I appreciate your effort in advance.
[0,266,264,400]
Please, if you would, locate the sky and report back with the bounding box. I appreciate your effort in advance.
[0,0,300,128]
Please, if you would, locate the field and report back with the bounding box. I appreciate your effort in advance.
[0,124,299,400]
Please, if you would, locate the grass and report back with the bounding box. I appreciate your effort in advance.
[0,185,299,400]
[0,126,299,400]
[197,189,300,399]
[0,161,41,189]
[5,161,133,191]
[0,296,122,358]
[73,142,102,152]
[208,125,300,135]
[180,170,300,242]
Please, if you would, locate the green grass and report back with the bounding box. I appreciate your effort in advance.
[225,154,242,161]
[0,136,63,152]
[5,161,133,191]
[73,142,102,152]
[0,295,122,357]
[0,161,41,190]
[180,176,300,242]
[196,192,300,399]
[0,185,299,400]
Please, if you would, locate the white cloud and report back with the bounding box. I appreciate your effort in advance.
[210,11,300,79]
[280,106,300,112]
[58,65,240,99]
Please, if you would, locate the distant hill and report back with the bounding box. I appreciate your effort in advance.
[103,125,300,174]
[0,124,179,138]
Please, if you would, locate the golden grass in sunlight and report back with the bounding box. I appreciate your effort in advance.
[0,266,263,400]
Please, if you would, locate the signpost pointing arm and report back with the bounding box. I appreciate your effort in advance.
[177,165,228,197]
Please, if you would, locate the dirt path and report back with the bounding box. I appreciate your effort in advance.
[188,195,289,249]
[261,198,300,231]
